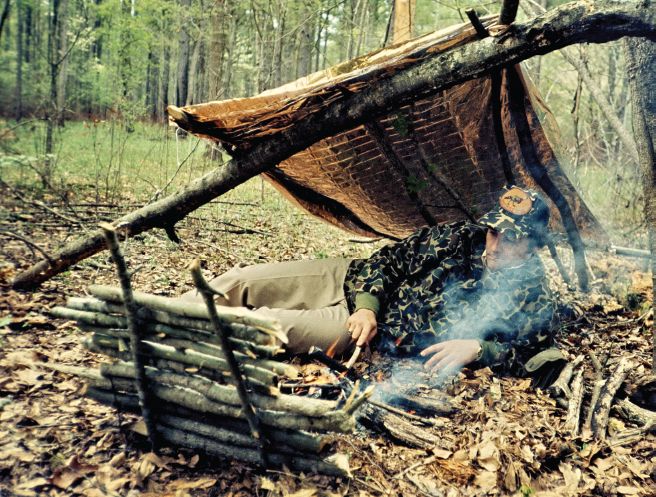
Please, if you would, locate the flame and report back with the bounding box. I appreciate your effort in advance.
[326,337,341,358]
[376,372,385,382]
[337,371,347,380]
[308,387,317,395]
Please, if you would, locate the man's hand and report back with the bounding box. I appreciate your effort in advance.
[420,339,480,373]
[346,309,378,347]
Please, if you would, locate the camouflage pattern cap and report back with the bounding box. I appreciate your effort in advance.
[478,185,550,240]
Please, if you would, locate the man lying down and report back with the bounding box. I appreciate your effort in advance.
[177,185,566,387]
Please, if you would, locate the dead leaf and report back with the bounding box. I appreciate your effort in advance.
[109,452,126,468]
[477,440,500,471]
[131,419,148,436]
[171,477,217,489]
[15,369,44,385]
[473,470,497,491]
[287,489,317,497]
[559,462,581,489]
[139,452,169,478]
[504,461,518,492]
[260,477,276,491]
[50,468,82,490]
[432,449,452,459]
[616,487,641,495]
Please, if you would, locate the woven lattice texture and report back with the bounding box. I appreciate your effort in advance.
[170,18,607,244]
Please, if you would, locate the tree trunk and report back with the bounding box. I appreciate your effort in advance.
[11,0,656,289]
[296,1,311,79]
[392,0,415,44]
[186,35,202,105]
[158,42,170,123]
[0,0,11,44]
[176,0,191,107]
[56,0,68,126]
[44,0,60,183]
[271,2,285,87]
[209,0,228,100]
[624,36,656,369]
[15,0,22,120]
[354,0,369,58]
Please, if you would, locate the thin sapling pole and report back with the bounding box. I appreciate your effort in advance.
[189,259,268,466]
[100,222,158,451]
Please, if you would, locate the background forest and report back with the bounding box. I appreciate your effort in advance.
[0,0,645,246]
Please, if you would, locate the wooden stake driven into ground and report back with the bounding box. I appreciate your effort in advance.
[188,258,268,466]
[99,222,158,451]
[10,0,656,290]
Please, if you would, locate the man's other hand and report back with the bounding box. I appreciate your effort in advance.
[346,309,378,347]
[420,339,480,373]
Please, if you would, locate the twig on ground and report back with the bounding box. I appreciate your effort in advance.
[549,354,584,398]
[0,178,85,228]
[0,230,54,263]
[393,454,437,479]
[591,357,632,439]
[562,370,585,436]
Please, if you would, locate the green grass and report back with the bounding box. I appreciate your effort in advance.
[1,118,219,203]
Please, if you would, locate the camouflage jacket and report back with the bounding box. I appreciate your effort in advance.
[343,221,556,375]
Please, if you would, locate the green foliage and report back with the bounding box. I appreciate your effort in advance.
[391,112,409,137]
[407,173,427,193]
[519,485,535,497]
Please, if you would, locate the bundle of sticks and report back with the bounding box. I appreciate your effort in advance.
[549,353,656,444]
[46,224,376,476]
[50,283,375,475]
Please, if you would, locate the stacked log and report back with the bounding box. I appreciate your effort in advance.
[49,285,374,476]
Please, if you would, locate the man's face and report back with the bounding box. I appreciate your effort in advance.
[485,228,532,271]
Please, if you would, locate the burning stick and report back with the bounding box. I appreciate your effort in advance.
[345,346,362,370]
[308,346,348,373]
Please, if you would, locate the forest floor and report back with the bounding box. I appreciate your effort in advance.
[1,178,655,497]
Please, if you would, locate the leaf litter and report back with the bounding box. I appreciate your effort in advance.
[0,180,655,496]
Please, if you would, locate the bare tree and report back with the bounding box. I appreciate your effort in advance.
[176,0,191,107]
[624,37,656,368]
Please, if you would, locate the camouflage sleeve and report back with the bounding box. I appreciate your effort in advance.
[475,280,557,375]
[353,223,466,311]
[412,267,556,374]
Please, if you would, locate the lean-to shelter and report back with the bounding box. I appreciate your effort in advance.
[167,16,608,246]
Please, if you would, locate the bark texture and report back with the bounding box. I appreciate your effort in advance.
[623,36,656,369]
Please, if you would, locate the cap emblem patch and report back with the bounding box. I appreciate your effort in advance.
[500,188,532,215]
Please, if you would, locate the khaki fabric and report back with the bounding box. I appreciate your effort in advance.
[176,259,354,355]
